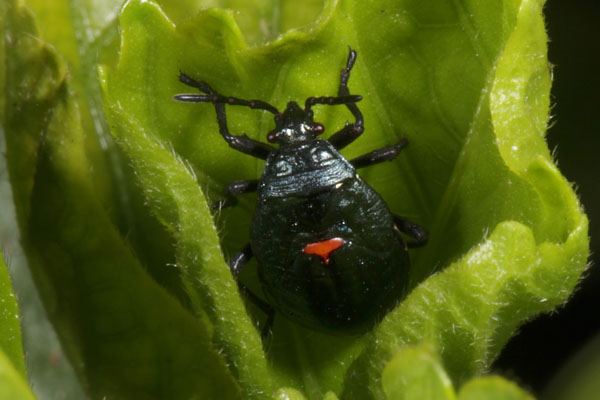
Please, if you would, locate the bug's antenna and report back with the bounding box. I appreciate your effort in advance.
[175,72,280,114]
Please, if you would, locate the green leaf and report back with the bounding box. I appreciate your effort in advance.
[2,0,590,399]
[273,387,310,400]
[22,0,122,68]
[0,348,36,400]
[1,0,240,398]
[0,252,25,378]
[350,217,587,398]
[381,345,535,400]
[22,0,122,145]
[100,2,274,396]
[458,376,534,400]
[342,0,589,397]
[100,0,589,398]
[20,0,186,304]
[381,344,456,400]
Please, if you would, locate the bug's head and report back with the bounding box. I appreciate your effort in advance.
[267,101,324,145]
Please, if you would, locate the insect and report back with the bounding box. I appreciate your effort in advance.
[175,48,427,335]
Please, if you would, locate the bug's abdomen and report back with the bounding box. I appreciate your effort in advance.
[251,178,409,333]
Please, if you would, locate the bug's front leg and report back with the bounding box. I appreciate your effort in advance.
[212,102,275,160]
[328,48,365,150]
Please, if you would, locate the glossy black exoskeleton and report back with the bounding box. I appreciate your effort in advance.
[175,49,427,335]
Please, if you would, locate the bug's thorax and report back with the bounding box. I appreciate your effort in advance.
[258,139,356,199]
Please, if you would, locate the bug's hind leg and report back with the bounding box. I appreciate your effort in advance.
[393,215,428,248]
[211,179,259,211]
[349,137,409,169]
[230,244,275,340]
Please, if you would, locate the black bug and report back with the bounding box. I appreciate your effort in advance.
[175,48,427,335]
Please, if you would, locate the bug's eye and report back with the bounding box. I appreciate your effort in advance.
[267,130,278,143]
[313,123,324,135]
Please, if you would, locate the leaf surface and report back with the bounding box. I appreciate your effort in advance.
[1,0,589,399]
[1,1,240,398]
[0,253,25,378]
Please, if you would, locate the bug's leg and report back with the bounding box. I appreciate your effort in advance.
[211,179,259,211]
[393,215,428,248]
[229,243,253,276]
[327,48,365,150]
[214,102,275,160]
[230,244,275,340]
[350,137,409,169]
[175,73,277,160]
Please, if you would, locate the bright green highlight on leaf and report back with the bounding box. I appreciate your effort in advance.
[0,349,36,400]
[273,387,310,400]
[381,345,535,400]
[0,253,25,378]
[0,0,590,399]
[458,376,535,400]
[382,344,456,400]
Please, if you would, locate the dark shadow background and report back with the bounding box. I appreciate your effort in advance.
[493,0,600,397]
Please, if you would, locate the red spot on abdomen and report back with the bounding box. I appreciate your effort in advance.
[302,237,345,265]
